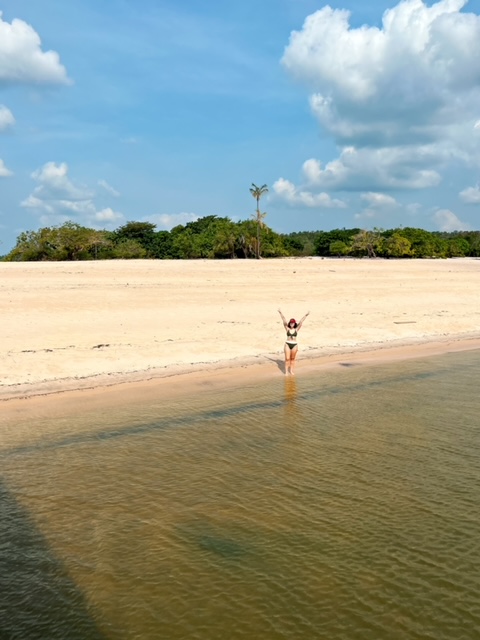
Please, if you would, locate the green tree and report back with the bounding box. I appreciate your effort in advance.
[465,232,480,256]
[315,228,360,256]
[170,216,238,259]
[55,222,104,260]
[150,231,175,259]
[6,227,57,261]
[171,228,202,259]
[281,235,304,256]
[398,228,447,258]
[249,183,268,258]
[329,240,350,257]
[351,229,383,258]
[213,218,238,258]
[111,221,157,256]
[5,222,109,261]
[445,237,470,257]
[112,239,147,259]
[235,220,257,258]
[383,232,412,258]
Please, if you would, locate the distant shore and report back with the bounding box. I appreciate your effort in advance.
[1,258,479,418]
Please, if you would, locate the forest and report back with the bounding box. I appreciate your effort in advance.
[3,216,480,261]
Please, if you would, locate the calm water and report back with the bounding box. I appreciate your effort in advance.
[1,351,480,639]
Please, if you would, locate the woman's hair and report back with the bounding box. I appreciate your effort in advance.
[288,318,297,327]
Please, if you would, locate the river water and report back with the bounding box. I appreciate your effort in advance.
[1,350,480,639]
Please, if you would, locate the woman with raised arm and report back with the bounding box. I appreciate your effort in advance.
[278,309,310,375]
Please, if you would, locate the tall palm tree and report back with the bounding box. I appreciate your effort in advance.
[249,183,268,258]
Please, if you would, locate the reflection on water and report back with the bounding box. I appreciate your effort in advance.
[284,377,298,420]
[1,350,480,639]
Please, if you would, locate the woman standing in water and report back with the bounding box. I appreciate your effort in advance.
[278,309,310,375]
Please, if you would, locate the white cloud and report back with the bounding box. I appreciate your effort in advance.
[21,161,124,229]
[273,177,346,208]
[432,208,471,231]
[0,158,12,177]
[355,193,398,224]
[279,1,480,194]
[21,195,55,213]
[0,11,70,85]
[92,207,124,223]
[360,192,398,208]
[0,104,15,130]
[30,162,92,201]
[98,179,120,197]
[299,147,441,191]
[283,1,480,145]
[302,158,322,185]
[146,213,198,229]
[459,185,480,204]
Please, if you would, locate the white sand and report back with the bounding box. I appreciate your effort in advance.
[1,257,479,407]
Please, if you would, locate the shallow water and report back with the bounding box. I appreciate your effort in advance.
[1,351,480,639]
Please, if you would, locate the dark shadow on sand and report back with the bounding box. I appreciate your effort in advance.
[0,478,106,640]
[264,356,286,374]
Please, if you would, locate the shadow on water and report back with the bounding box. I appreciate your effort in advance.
[0,478,106,640]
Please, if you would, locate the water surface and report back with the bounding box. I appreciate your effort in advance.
[2,351,480,639]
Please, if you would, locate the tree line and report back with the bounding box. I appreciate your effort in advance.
[3,218,480,261]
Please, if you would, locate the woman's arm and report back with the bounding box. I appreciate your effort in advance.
[278,308,288,328]
[297,311,310,330]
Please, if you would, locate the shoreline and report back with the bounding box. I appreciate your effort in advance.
[2,257,480,420]
[2,333,479,425]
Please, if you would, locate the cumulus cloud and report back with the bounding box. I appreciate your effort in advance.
[21,161,124,229]
[279,1,480,196]
[459,185,480,204]
[309,147,442,190]
[0,158,13,177]
[432,208,471,231]
[29,162,93,201]
[275,146,441,206]
[360,192,398,208]
[93,207,124,223]
[146,213,198,229]
[0,11,69,86]
[273,177,346,208]
[0,104,14,130]
[283,0,480,145]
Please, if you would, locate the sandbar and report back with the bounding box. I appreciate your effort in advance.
[1,257,479,421]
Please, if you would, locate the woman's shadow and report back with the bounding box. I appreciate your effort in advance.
[264,356,286,375]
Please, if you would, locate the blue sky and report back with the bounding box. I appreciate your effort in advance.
[1,0,480,252]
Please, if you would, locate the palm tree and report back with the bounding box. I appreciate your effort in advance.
[249,183,268,258]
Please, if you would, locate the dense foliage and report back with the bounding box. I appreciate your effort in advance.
[3,218,480,261]
[311,227,480,259]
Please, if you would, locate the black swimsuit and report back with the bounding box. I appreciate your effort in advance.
[286,328,298,349]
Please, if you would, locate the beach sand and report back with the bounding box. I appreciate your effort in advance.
[1,257,479,420]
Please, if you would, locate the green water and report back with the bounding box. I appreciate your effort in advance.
[1,351,480,639]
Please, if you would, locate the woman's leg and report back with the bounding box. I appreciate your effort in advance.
[289,345,298,375]
[283,343,291,375]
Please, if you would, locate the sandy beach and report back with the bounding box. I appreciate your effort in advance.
[1,257,479,415]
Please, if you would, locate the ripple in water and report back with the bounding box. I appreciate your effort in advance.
[1,350,480,639]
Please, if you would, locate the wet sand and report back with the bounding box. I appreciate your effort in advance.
[1,258,479,420]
